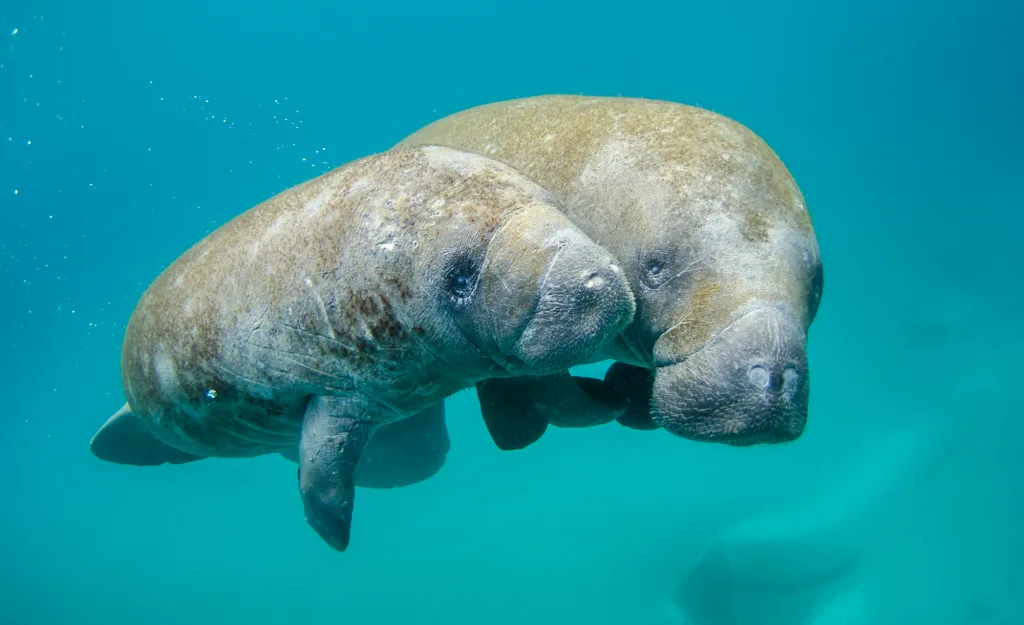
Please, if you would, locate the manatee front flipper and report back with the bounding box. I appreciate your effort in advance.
[475,371,628,451]
[603,362,659,431]
[298,395,376,552]
[89,403,205,466]
[476,377,549,451]
[280,402,451,490]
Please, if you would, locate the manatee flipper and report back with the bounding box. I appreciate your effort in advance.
[475,372,628,451]
[354,401,449,489]
[603,362,659,431]
[298,395,376,552]
[280,402,451,490]
[89,403,206,466]
[476,377,549,451]
[530,363,657,431]
[542,371,627,428]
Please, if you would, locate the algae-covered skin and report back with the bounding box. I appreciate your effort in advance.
[398,95,823,448]
[88,145,636,551]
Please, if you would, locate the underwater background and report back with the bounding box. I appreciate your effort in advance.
[1,0,1021,623]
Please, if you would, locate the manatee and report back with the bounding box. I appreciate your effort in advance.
[666,422,957,625]
[395,94,824,449]
[88,145,636,551]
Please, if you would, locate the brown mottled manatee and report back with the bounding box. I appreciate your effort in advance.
[395,95,824,449]
[88,145,636,551]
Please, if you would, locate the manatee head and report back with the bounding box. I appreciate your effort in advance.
[373,146,635,379]
[592,109,823,446]
[396,96,822,444]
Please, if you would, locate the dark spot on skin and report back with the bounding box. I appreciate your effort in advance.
[328,287,410,370]
[367,294,405,342]
[740,211,770,243]
[384,274,413,303]
[352,289,380,318]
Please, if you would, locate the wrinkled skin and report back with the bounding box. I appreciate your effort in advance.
[388,95,823,451]
[88,145,636,551]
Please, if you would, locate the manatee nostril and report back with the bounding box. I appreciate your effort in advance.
[584,271,605,290]
[783,366,800,391]
[748,364,770,389]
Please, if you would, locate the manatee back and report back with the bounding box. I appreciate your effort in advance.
[398,95,812,236]
[118,151,441,457]
[117,165,365,458]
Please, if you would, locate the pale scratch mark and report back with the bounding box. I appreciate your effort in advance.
[303,277,336,339]
[246,309,269,345]
[275,322,361,357]
[275,354,354,389]
[536,245,564,300]
[304,187,335,218]
[211,361,279,394]
[657,257,707,291]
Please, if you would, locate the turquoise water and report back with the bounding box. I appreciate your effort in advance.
[1,1,1021,623]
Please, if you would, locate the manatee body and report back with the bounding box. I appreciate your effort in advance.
[667,422,957,625]
[396,95,824,449]
[89,145,636,551]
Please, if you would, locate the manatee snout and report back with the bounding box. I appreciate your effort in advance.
[651,307,809,446]
[512,230,636,372]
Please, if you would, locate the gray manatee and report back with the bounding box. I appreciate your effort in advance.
[88,145,636,551]
[394,94,824,450]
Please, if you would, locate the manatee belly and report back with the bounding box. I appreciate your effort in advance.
[120,333,309,457]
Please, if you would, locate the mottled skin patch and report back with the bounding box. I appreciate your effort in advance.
[116,145,636,459]
[397,95,824,446]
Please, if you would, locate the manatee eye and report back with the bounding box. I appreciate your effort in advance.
[641,253,671,288]
[808,261,824,323]
[444,254,480,305]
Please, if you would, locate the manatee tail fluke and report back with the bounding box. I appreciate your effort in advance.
[89,403,205,466]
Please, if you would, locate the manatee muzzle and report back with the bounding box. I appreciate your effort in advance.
[510,240,636,373]
[650,306,809,446]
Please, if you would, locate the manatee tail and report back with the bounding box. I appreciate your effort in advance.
[89,403,205,466]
